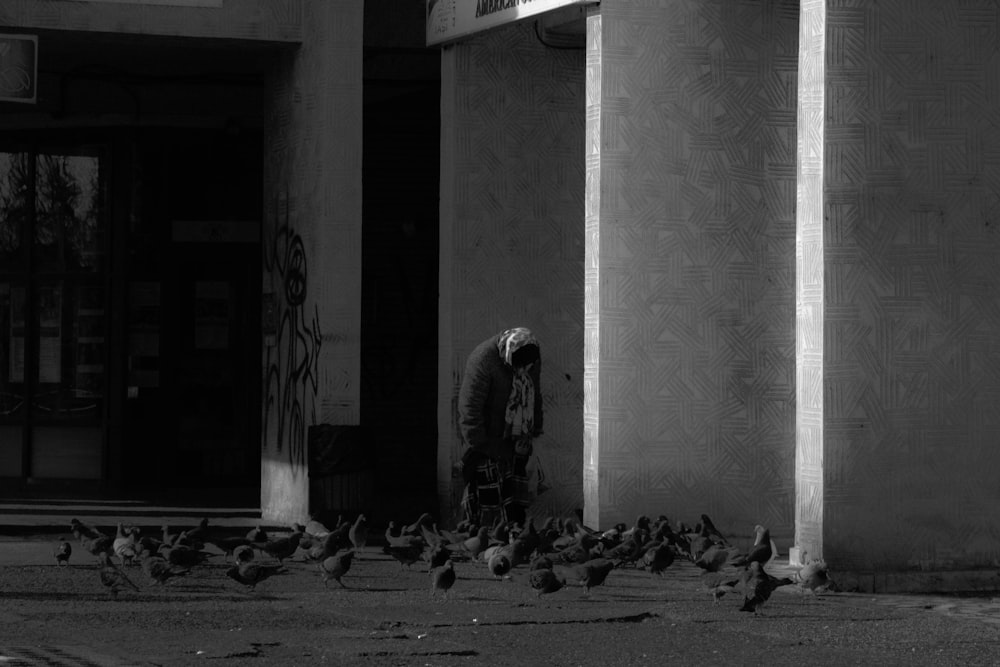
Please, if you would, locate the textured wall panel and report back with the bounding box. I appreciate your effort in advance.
[439,21,587,524]
[586,0,799,538]
[261,0,363,524]
[820,0,1000,570]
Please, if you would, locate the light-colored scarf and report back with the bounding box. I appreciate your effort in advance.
[497,328,538,439]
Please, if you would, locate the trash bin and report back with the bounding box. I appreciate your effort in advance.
[308,424,375,520]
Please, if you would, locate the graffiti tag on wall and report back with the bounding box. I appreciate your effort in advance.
[263,196,322,467]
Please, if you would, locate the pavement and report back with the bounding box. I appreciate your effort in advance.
[1,510,999,665]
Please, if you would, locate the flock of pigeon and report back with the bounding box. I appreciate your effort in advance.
[57,512,834,612]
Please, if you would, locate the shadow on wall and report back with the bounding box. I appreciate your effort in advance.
[307,424,375,526]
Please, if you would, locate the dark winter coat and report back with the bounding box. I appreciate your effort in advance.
[458,333,543,464]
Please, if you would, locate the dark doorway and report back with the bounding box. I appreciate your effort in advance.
[361,80,441,524]
[122,128,262,506]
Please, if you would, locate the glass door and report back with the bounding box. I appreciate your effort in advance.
[0,146,108,487]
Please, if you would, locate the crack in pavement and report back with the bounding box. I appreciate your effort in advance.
[357,649,479,657]
[428,610,660,627]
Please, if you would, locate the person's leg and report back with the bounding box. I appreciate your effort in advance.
[497,456,531,527]
[461,483,479,524]
[502,449,533,527]
[474,458,505,526]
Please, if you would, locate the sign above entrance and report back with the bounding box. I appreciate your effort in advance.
[426,0,596,46]
[0,34,37,104]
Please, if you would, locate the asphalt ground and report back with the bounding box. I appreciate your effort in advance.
[1,532,1000,666]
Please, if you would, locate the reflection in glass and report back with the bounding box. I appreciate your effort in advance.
[0,283,25,419]
[1,146,107,480]
[0,152,29,270]
[34,154,103,272]
[31,281,104,421]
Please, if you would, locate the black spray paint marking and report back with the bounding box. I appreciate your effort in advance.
[263,211,322,467]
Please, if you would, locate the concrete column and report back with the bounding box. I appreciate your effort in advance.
[582,8,604,530]
[260,0,363,524]
[584,1,799,534]
[796,0,1000,571]
[794,0,825,564]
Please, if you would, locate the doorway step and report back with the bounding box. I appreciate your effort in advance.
[0,499,284,538]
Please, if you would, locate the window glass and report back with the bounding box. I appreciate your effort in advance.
[34,153,104,273]
[31,281,104,422]
[0,152,28,271]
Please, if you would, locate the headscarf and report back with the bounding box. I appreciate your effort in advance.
[497,327,539,439]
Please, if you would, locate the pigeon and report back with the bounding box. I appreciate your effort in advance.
[161,525,180,547]
[226,562,285,591]
[603,535,645,566]
[136,535,164,560]
[385,521,425,549]
[699,513,729,545]
[233,544,255,564]
[429,559,456,600]
[419,523,445,549]
[794,554,834,599]
[694,544,742,572]
[550,522,581,552]
[427,543,451,569]
[70,518,105,541]
[701,569,745,604]
[303,531,341,562]
[574,558,614,594]
[160,543,213,568]
[349,514,368,551]
[528,567,565,598]
[730,525,773,568]
[619,515,651,544]
[246,525,269,544]
[535,519,561,555]
[555,532,604,563]
[113,523,139,566]
[555,538,599,565]
[295,525,318,552]
[402,513,435,537]
[450,526,490,560]
[260,531,302,564]
[178,517,210,550]
[207,536,253,558]
[480,543,504,563]
[319,549,355,588]
[686,523,715,562]
[99,553,140,599]
[487,552,512,580]
[78,534,115,562]
[644,541,676,576]
[321,520,354,552]
[530,555,554,571]
[509,519,540,567]
[599,522,627,545]
[740,561,794,614]
[383,543,422,569]
[435,525,468,547]
[54,540,72,566]
[141,554,190,585]
[304,517,331,538]
[488,519,510,546]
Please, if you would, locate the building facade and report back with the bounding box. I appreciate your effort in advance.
[3,0,1000,576]
[437,0,1000,575]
